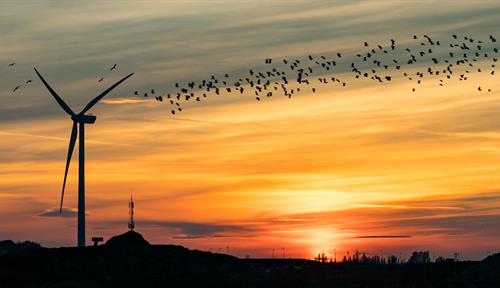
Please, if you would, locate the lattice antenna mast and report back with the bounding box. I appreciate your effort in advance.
[128,195,135,231]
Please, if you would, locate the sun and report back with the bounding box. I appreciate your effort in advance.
[292,227,343,259]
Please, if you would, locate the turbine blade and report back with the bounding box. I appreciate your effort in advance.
[60,121,78,213]
[79,73,134,115]
[34,68,75,116]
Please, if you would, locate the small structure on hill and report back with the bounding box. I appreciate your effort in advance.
[91,237,104,247]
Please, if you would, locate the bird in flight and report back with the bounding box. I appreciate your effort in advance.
[8,63,15,67]
[110,64,117,71]
[12,85,21,92]
[132,33,497,116]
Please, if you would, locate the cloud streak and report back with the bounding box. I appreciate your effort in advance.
[138,220,251,238]
[38,207,78,218]
[101,97,149,105]
[354,235,411,239]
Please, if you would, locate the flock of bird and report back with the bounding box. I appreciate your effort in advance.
[351,34,498,93]
[98,64,118,83]
[5,34,498,116]
[139,33,498,115]
[6,62,32,93]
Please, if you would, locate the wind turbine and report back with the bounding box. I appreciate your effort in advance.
[34,68,134,247]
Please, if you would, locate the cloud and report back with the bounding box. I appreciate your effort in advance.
[355,235,411,239]
[101,97,150,105]
[38,207,78,218]
[172,235,208,239]
[0,130,136,150]
[259,192,500,238]
[138,220,250,238]
[171,117,229,125]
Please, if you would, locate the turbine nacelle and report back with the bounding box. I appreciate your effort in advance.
[72,114,96,124]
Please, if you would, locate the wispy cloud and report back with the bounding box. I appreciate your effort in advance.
[0,130,136,147]
[355,235,411,239]
[138,220,251,238]
[265,192,500,239]
[101,97,149,105]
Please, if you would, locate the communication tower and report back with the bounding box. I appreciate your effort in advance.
[128,195,135,231]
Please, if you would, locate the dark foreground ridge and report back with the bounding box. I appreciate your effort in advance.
[0,231,499,288]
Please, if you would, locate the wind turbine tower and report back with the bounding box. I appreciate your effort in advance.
[35,68,134,247]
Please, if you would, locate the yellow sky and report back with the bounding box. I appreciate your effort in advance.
[0,1,500,260]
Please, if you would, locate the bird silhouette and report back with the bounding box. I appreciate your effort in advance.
[144,33,498,116]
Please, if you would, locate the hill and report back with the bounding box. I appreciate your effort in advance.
[0,231,498,288]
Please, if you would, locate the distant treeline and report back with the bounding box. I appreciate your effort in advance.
[315,250,461,264]
[0,240,42,256]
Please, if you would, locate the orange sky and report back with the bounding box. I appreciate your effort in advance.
[0,1,499,260]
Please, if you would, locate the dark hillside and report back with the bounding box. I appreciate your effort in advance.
[0,232,498,288]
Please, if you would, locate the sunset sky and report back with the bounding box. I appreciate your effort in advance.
[1,1,500,260]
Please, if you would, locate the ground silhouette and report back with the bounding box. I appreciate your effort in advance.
[0,231,498,288]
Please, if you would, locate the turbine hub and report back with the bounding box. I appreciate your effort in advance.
[72,114,96,124]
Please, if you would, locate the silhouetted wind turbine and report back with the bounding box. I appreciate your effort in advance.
[34,68,133,247]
